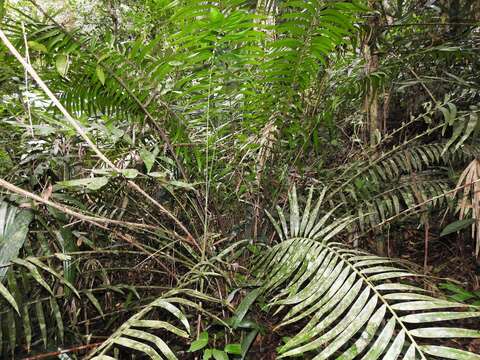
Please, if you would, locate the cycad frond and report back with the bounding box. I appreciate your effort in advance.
[257,187,480,359]
[0,292,66,353]
[367,143,475,182]
[264,1,364,93]
[89,289,220,359]
[334,142,479,204]
[354,178,451,231]
[0,251,172,354]
[0,255,80,354]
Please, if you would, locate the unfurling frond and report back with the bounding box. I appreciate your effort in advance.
[256,187,480,359]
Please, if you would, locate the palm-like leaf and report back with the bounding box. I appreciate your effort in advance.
[256,186,480,359]
[0,200,32,281]
[354,178,450,232]
[89,289,221,360]
[332,142,479,204]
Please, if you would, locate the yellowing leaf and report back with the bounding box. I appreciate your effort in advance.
[96,65,106,85]
[55,54,68,76]
[27,41,47,53]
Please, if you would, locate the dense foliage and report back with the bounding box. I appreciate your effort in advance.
[0,0,479,359]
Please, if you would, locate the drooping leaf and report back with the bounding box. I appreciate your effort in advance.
[0,202,33,281]
[55,177,109,191]
[0,281,18,314]
[440,218,476,237]
[232,288,262,329]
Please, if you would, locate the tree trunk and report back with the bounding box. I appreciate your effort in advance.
[363,0,381,147]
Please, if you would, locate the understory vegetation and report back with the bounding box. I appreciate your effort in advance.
[0,0,480,358]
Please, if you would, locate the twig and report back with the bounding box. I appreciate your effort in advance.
[22,342,103,360]
[21,21,34,138]
[0,178,156,230]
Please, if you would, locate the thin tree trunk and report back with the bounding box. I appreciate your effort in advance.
[364,0,381,147]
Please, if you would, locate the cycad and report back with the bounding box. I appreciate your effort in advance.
[256,186,480,359]
[1,1,479,358]
[89,290,200,360]
[327,141,480,235]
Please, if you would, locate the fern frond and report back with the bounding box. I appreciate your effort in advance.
[257,188,480,359]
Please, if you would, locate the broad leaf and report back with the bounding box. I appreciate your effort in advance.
[440,218,476,237]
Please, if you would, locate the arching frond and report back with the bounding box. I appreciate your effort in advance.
[256,187,480,359]
[332,142,480,205]
[89,289,221,360]
[354,178,451,231]
[0,249,152,356]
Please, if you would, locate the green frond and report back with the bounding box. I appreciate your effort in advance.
[0,200,33,281]
[0,255,82,354]
[256,189,480,359]
[333,142,480,205]
[354,179,451,231]
[89,289,220,359]
[0,250,151,355]
[246,0,364,127]
[0,273,154,355]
